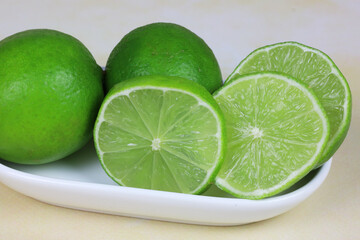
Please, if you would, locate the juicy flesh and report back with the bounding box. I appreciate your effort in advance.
[232,44,346,161]
[216,75,326,196]
[97,88,220,193]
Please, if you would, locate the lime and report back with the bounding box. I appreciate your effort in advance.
[214,72,329,199]
[94,75,226,194]
[0,29,104,164]
[227,42,351,166]
[105,22,222,93]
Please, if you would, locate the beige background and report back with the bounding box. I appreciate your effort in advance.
[0,0,359,239]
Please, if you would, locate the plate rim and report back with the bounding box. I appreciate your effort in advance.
[0,158,332,225]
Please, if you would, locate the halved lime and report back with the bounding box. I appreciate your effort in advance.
[214,72,330,199]
[227,42,351,166]
[94,75,226,194]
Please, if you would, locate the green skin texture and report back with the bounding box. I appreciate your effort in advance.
[94,75,227,194]
[0,29,104,164]
[105,22,223,93]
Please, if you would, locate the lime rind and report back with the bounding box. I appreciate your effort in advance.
[214,72,330,199]
[105,22,222,93]
[227,42,351,166]
[0,29,104,164]
[94,76,226,194]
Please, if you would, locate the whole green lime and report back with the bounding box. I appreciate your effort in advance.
[105,22,222,93]
[0,29,104,164]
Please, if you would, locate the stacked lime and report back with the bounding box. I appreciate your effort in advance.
[227,42,351,167]
[212,42,351,199]
[94,23,226,194]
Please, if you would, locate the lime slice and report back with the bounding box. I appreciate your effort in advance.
[214,72,330,199]
[94,75,226,194]
[227,42,351,166]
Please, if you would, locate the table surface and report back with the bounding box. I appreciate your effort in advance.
[0,1,359,239]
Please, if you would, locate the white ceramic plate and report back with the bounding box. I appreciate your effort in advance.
[0,142,331,226]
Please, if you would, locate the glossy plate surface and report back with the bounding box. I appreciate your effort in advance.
[0,143,331,226]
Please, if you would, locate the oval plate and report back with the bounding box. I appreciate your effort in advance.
[0,143,331,226]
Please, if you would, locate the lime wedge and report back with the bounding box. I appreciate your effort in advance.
[94,75,226,194]
[214,72,329,199]
[227,42,351,166]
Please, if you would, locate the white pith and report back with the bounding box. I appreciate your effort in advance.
[250,127,263,139]
[151,138,161,151]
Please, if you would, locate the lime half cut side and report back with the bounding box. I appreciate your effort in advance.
[214,73,330,199]
[94,75,226,194]
[227,42,351,166]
